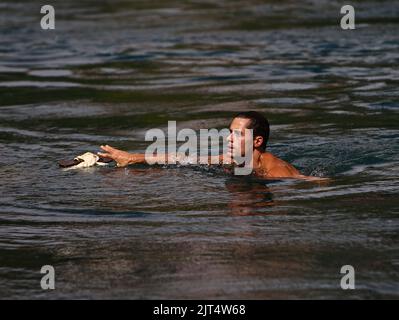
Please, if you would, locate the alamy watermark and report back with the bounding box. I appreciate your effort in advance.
[144,121,254,176]
[40,265,55,290]
[40,5,55,30]
[340,265,355,290]
[40,4,356,31]
[340,5,356,30]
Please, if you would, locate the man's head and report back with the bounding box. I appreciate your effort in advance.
[227,111,270,158]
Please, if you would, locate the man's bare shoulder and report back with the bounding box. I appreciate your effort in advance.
[257,152,330,181]
[259,152,301,178]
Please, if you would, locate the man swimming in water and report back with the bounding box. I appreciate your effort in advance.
[98,111,315,179]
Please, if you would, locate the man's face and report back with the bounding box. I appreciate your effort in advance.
[226,117,252,159]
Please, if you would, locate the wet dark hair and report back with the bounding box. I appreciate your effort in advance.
[233,111,270,151]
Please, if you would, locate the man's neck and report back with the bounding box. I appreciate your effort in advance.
[252,148,264,170]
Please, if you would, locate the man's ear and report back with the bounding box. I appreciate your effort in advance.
[253,136,263,148]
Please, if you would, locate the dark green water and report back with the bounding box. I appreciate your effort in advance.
[0,0,398,299]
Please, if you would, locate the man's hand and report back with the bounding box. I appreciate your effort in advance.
[98,145,133,167]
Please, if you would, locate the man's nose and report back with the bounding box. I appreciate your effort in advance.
[227,133,233,143]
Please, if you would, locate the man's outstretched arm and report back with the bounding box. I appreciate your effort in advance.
[98,145,160,167]
[98,145,228,167]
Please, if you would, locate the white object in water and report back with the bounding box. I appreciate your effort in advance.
[67,152,109,169]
